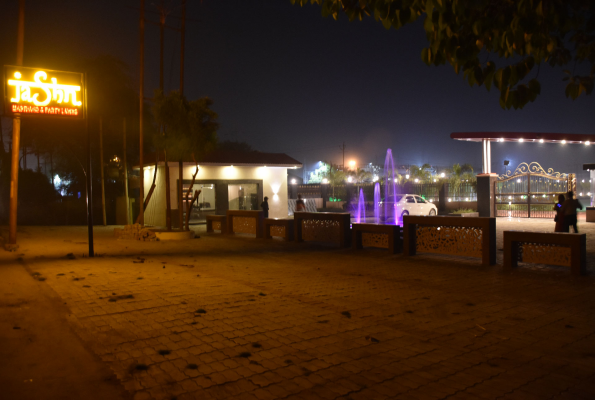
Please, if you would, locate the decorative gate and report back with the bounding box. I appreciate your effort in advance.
[495,162,575,218]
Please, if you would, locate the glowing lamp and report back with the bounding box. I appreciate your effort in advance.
[539,139,544,143]
[414,178,419,183]
[347,176,352,183]
[322,178,328,184]
[562,140,566,144]
[405,174,410,179]
[586,141,591,145]
[519,138,524,142]
[440,172,445,177]
[291,179,296,184]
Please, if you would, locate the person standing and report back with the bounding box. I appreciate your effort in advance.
[553,194,565,232]
[295,194,306,212]
[561,191,583,233]
[261,196,269,218]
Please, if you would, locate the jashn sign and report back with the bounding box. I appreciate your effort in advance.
[4,65,85,119]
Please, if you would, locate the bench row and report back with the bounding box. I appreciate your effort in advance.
[206,211,587,276]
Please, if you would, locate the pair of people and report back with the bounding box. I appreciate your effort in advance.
[261,194,306,218]
[554,191,583,232]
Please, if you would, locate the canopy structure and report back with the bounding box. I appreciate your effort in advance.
[451,132,595,174]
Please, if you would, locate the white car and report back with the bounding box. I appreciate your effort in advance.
[380,194,438,219]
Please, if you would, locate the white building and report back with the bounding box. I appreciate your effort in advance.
[136,151,302,227]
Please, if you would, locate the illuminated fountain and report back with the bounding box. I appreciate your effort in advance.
[356,188,366,223]
[352,149,399,225]
[374,182,380,223]
[384,149,398,224]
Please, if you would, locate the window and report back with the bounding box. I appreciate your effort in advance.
[228,184,259,210]
[182,183,216,224]
[406,196,416,203]
[415,196,426,203]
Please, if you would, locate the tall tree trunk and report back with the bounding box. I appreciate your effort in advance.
[185,189,200,230]
[178,160,183,230]
[49,150,54,186]
[123,118,130,225]
[184,161,199,230]
[164,150,171,230]
[135,152,159,224]
[99,117,106,226]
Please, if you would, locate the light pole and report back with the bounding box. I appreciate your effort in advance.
[8,0,25,247]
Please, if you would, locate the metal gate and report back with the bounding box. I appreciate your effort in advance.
[495,162,575,218]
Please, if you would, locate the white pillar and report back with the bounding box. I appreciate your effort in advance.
[482,139,491,174]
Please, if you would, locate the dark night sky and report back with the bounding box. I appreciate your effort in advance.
[1,0,594,178]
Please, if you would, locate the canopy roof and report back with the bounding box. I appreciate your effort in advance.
[451,132,595,144]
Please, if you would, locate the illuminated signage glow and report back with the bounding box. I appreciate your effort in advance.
[4,65,85,119]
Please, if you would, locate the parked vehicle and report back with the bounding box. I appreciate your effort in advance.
[379,194,438,219]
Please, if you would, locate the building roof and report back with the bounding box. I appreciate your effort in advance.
[134,150,302,169]
[451,132,595,144]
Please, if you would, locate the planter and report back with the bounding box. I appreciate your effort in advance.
[448,212,479,217]
[152,229,195,241]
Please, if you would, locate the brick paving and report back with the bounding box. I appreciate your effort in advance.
[6,218,595,400]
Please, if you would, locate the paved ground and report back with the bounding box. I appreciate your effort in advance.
[2,218,595,400]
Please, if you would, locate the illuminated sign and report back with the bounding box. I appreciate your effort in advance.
[4,65,85,119]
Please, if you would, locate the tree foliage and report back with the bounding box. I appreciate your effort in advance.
[409,163,432,182]
[152,90,219,162]
[291,0,595,109]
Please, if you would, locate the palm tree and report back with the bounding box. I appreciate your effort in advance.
[321,163,346,199]
[410,163,432,182]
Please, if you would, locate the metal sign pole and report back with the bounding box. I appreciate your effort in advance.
[84,72,94,257]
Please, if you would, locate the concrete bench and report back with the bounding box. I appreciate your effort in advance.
[352,223,401,254]
[294,212,351,247]
[226,210,264,238]
[264,218,294,241]
[206,215,227,234]
[403,215,496,266]
[503,230,586,276]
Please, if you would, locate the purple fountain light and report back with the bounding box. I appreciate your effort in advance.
[384,149,398,224]
[374,182,380,224]
[357,188,366,223]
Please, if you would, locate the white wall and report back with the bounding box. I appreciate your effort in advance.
[143,164,289,226]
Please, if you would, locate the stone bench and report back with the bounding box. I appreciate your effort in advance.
[403,215,496,266]
[503,230,586,276]
[227,210,264,238]
[264,218,294,241]
[206,215,227,234]
[352,223,401,254]
[294,212,351,247]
